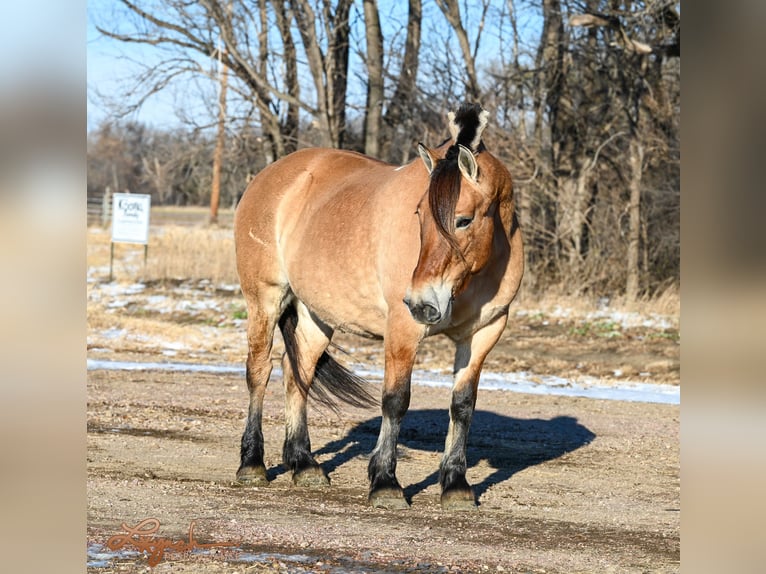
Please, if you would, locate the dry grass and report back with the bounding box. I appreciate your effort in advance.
[87,225,239,284]
[150,205,236,228]
[142,225,238,284]
[515,283,679,320]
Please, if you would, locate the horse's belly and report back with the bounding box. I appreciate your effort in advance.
[291,283,388,338]
[284,243,389,337]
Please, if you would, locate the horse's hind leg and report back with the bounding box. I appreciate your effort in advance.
[236,286,284,485]
[440,315,508,509]
[280,301,332,487]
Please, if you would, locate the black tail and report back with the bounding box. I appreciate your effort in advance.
[278,305,378,413]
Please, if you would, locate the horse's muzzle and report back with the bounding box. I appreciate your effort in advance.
[403,292,452,326]
[404,299,441,324]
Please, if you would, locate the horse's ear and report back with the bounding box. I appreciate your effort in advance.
[457,144,478,184]
[418,143,437,174]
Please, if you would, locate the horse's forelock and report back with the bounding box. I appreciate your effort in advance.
[427,150,462,249]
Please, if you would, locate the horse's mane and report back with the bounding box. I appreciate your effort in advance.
[428,104,488,247]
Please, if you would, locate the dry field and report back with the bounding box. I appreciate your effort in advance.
[87,209,680,573]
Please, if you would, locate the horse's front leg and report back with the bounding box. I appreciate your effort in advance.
[368,321,421,509]
[441,314,508,510]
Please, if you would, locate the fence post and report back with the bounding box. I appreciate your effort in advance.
[102,186,112,228]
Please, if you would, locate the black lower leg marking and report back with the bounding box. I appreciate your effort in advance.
[282,424,319,474]
[369,389,410,496]
[283,422,329,486]
[440,384,476,494]
[236,409,269,484]
[239,412,265,470]
[368,423,402,492]
[237,358,271,483]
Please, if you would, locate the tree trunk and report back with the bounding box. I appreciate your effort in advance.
[272,0,300,154]
[382,0,421,162]
[555,166,590,276]
[362,0,384,157]
[533,0,562,143]
[539,0,586,281]
[327,0,352,148]
[626,135,644,301]
[291,0,351,148]
[210,44,228,225]
[435,0,479,99]
[291,0,333,147]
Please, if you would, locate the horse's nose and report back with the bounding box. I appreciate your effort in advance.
[419,303,441,324]
[404,298,442,325]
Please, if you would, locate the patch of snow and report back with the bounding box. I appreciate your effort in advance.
[87,543,140,568]
[87,359,679,405]
[162,341,187,350]
[95,282,146,297]
[584,309,674,330]
[87,266,111,283]
[88,359,245,374]
[99,328,128,340]
[176,299,220,312]
[513,305,675,331]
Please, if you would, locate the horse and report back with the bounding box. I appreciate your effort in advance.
[233,103,524,510]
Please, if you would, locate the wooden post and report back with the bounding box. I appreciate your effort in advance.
[102,186,111,227]
[109,242,115,282]
[626,137,644,301]
[211,12,230,225]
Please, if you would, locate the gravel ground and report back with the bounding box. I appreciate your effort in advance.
[87,365,679,573]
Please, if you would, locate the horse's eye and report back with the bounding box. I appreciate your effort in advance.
[455,215,474,229]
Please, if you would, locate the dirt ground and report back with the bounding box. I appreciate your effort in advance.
[87,340,679,573]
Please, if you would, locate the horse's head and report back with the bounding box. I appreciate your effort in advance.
[404,105,512,326]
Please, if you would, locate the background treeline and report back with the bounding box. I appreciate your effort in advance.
[88,0,680,299]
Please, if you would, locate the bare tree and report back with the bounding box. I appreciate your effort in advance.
[381,0,422,163]
[271,0,300,154]
[95,0,357,155]
[210,4,230,225]
[569,1,681,298]
[290,0,353,148]
[434,0,490,100]
[89,0,680,299]
[362,0,384,157]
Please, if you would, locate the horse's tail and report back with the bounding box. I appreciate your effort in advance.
[278,305,378,413]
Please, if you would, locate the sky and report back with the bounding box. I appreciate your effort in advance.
[87,0,185,130]
[87,1,542,133]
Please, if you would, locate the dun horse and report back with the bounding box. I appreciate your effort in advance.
[234,104,523,509]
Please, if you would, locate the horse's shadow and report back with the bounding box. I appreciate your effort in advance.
[310,409,595,504]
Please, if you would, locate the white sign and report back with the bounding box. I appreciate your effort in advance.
[112,193,151,244]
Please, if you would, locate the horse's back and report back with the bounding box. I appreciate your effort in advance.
[236,148,393,223]
[235,148,423,334]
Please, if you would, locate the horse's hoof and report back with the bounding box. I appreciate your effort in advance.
[369,487,410,510]
[235,465,269,486]
[293,465,330,487]
[440,488,477,510]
